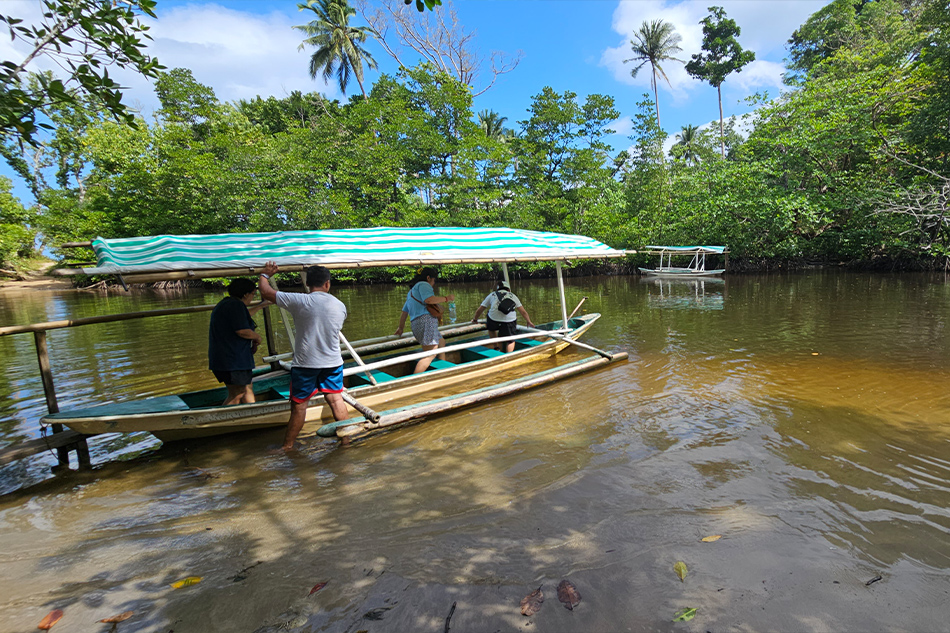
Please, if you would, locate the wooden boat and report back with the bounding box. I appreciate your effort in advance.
[637,245,727,277]
[40,227,630,443]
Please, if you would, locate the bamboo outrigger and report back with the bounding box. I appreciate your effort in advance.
[4,227,630,461]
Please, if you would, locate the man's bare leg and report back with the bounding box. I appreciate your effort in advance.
[324,392,349,421]
[243,384,256,403]
[282,400,309,450]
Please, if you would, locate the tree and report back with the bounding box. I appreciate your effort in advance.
[358,0,520,97]
[623,20,684,130]
[0,0,163,145]
[671,124,704,166]
[478,110,508,140]
[295,0,379,99]
[685,6,756,158]
[0,177,33,266]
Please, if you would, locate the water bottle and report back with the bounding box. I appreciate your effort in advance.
[447,301,457,323]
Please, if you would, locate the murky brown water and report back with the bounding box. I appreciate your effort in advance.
[1,272,949,632]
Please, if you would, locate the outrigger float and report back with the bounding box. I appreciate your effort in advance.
[24,227,629,449]
[637,245,728,278]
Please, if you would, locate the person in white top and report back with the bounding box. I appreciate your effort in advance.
[258,261,348,451]
[471,279,535,353]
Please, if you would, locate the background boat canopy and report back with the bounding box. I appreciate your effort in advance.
[643,246,727,254]
[83,227,628,275]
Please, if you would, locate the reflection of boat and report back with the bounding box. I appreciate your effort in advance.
[41,227,629,443]
[638,245,727,277]
[642,277,724,311]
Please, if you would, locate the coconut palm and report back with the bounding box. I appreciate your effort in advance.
[478,109,508,140]
[624,19,684,129]
[673,124,703,165]
[295,0,379,99]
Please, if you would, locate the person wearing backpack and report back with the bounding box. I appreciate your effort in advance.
[471,279,535,353]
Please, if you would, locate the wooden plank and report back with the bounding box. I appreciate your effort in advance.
[0,430,87,466]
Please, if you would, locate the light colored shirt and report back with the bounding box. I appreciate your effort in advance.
[402,281,435,321]
[480,290,522,323]
[275,290,347,368]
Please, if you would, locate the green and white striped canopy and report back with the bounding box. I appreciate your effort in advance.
[84,227,626,276]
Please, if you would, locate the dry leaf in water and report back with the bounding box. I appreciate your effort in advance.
[520,586,544,616]
[170,576,203,589]
[308,582,328,596]
[100,611,134,623]
[556,579,581,611]
[701,535,722,543]
[674,561,688,582]
[37,609,64,630]
[673,607,697,622]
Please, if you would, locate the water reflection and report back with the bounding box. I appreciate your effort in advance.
[641,277,725,310]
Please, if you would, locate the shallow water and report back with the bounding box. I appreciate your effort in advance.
[1,272,949,632]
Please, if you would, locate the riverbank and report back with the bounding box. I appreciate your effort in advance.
[0,260,75,292]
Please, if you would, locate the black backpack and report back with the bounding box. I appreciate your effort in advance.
[495,290,517,315]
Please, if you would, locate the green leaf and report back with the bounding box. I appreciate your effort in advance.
[672,607,697,622]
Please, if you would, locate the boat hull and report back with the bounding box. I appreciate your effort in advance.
[44,314,603,441]
[638,267,725,277]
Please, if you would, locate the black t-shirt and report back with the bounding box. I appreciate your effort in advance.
[208,296,256,371]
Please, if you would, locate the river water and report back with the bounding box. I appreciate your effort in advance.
[0,272,948,632]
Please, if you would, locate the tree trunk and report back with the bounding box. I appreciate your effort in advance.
[717,84,725,159]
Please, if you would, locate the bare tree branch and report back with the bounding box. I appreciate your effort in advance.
[355,0,521,95]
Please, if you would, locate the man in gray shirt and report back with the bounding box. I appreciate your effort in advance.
[258,262,348,450]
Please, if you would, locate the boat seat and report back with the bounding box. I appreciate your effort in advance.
[461,345,505,362]
[514,338,544,350]
[349,370,397,386]
[426,359,456,371]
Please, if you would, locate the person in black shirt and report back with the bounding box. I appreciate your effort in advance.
[209,278,266,405]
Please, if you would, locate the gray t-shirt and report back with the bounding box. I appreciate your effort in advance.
[275,290,347,368]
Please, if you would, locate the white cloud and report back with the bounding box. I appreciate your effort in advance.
[0,2,339,118]
[728,60,785,94]
[610,116,634,137]
[601,0,828,99]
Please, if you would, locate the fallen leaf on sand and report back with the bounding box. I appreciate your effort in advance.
[520,586,544,616]
[674,561,688,582]
[673,607,697,622]
[170,576,202,589]
[308,582,328,596]
[100,611,134,623]
[556,579,581,611]
[38,609,64,630]
[701,535,722,542]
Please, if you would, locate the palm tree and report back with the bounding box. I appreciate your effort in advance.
[295,0,378,99]
[624,19,684,129]
[478,109,508,140]
[673,124,702,165]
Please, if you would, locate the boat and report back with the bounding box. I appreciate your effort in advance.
[41,227,630,443]
[637,245,727,277]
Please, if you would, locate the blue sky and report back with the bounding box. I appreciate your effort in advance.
[1,0,830,203]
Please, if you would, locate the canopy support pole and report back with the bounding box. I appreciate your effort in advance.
[501,262,510,288]
[556,261,569,328]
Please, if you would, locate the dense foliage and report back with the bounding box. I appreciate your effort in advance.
[1,0,949,272]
